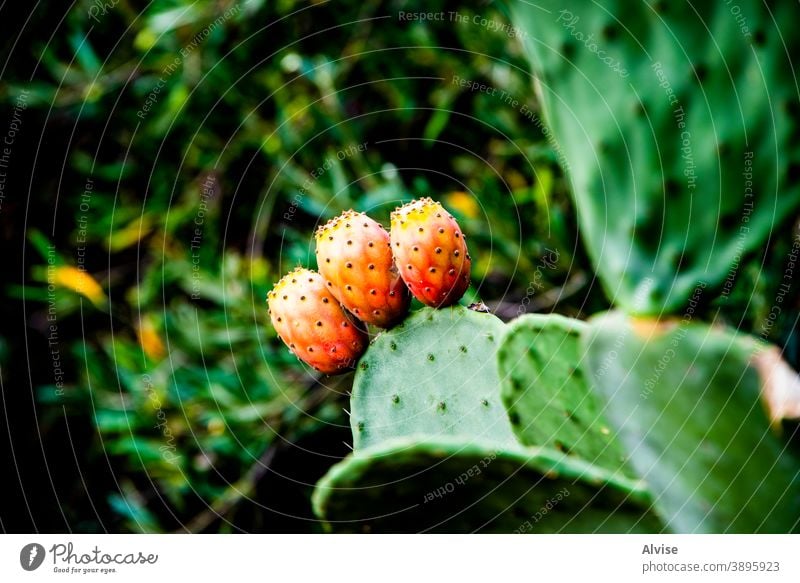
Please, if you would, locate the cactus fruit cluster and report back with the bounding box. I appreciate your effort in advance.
[267,199,472,374]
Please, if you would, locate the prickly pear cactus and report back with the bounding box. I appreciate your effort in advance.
[508,1,800,314]
[312,436,661,533]
[314,307,667,532]
[582,311,800,533]
[498,314,634,478]
[351,306,517,450]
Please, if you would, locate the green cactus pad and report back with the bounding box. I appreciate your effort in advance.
[582,311,800,533]
[508,1,800,314]
[312,436,661,533]
[498,314,634,478]
[351,306,517,450]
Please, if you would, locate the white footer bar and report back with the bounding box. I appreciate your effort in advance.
[0,534,797,582]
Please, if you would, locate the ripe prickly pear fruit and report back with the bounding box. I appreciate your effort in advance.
[315,210,410,328]
[267,268,367,375]
[390,198,471,307]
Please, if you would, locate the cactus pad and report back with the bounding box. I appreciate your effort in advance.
[508,1,800,314]
[312,436,661,533]
[498,314,634,478]
[582,311,800,533]
[351,306,517,450]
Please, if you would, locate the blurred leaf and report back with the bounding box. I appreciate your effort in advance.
[52,266,106,307]
[109,482,162,533]
[146,5,204,35]
[68,30,101,76]
[422,106,453,144]
[95,410,142,433]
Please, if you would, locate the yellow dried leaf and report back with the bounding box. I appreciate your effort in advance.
[444,191,479,219]
[52,266,105,305]
[137,319,166,361]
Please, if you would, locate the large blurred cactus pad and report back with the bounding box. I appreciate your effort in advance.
[508,0,800,314]
[582,311,800,532]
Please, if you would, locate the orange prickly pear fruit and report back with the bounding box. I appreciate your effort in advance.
[315,210,410,328]
[390,198,471,307]
[267,268,367,374]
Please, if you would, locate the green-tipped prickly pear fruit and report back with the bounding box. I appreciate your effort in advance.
[390,198,471,308]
